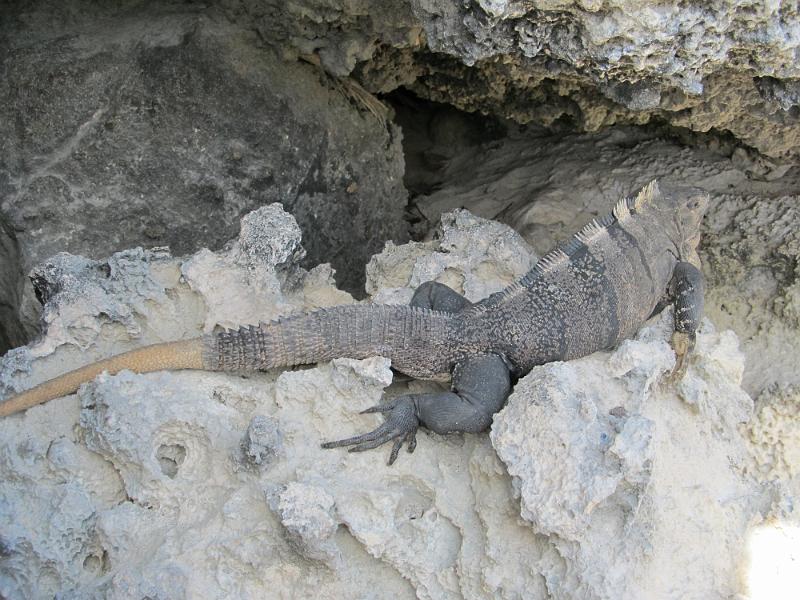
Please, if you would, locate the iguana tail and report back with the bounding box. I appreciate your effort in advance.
[0,339,204,417]
[1,304,457,417]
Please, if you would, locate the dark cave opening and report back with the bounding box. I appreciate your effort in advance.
[385,88,510,199]
[384,88,519,241]
[382,86,784,249]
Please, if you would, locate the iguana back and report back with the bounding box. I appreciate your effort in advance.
[458,180,690,372]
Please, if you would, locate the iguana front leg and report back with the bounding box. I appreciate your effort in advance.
[669,261,705,377]
[321,282,512,464]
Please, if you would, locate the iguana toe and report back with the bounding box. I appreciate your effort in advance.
[388,429,418,465]
[321,396,420,465]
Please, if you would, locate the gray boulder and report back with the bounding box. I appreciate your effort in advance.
[0,1,408,295]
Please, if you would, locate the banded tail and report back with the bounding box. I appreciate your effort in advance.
[0,304,455,417]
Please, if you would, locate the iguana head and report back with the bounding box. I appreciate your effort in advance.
[636,181,709,254]
[672,187,708,252]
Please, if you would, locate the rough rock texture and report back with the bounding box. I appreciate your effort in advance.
[0,0,408,295]
[492,312,761,599]
[365,207,536,305]
[407,123,800,397]
[746,385,800,488]
[0,203,352,400]
[2,2,799,598]
[1,205,795,599]
[4,0,800,314]
[0,213,27,354]
[226,0,800,160]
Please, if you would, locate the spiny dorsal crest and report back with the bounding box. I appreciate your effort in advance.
[539,208,616,274]
[613,179,660,222]
[466,181,661,314]
[635,179,660,209]
[535,248,569,275]
[612,196,631,221]
[574,217,608,245]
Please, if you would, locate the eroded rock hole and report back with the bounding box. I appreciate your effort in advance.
[156,443,187,478]
[0,213,29,356]
[82,549,110,575]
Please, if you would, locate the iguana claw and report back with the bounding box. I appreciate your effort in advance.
[321,395,420,465]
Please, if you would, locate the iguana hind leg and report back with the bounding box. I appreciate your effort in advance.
[389,281,472,384]
[410,281,472,312]
[669,261,705,378]
[321,353,511,464]
[322,282,510,464]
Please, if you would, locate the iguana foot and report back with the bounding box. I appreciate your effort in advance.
[669,330,695,380]
[321,395,420,465]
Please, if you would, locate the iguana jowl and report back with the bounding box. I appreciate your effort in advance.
[0,181,708,464]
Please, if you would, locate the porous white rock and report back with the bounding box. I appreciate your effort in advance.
[366,208,536,304]
[270,482,339,563]
[491,311,760,599]
[217,0,800,158]
[239,414,283,470]
[746,385,800,486]
[182,203,353,332]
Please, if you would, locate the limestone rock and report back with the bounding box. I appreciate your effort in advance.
[366,208,536,304]
[703,195,800,396]
[180,203,351,332]
[0,213,26,354]
[746,385,800,486]
[2,2,798,598]
[491,312,759,599]
[270,482,339,563]
[228,0,800,159]
[0,203,346,405]
[239,415,283,470]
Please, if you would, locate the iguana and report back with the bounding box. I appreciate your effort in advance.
[0,181,708,464]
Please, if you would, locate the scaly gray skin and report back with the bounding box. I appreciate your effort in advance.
[1,181,708,465]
